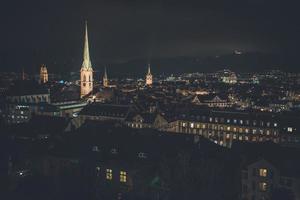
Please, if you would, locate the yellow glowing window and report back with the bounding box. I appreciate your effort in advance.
[106,169,112,180]
[259,182,267,191]
[120,171,127,183]
[259,169,267,177]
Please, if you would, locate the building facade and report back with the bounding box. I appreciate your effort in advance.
[169,110,299,148]
[241,159,300,200]
[39,64,48,84]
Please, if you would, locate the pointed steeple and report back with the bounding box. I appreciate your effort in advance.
[22,68,25,80]
[147,63,151,75]
[103,67,108,87]
[104,67,108,79]
[82,21,92,69]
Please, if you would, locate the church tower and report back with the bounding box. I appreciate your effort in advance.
[40,64,48,84]
[80,21,93,98]
[103,67,108,87]
[145,64,153,86]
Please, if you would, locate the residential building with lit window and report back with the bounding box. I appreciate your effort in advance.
[191,94,232,108]
[3,80,50,124]
[163,106,300,148]
[241,158,300,200]
[125,112,169,129]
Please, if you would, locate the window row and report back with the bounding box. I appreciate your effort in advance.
[96,167,127,183]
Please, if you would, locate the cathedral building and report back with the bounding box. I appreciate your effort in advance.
[80,21,93,98]
[40,64,48,84]
[145,64,153,86]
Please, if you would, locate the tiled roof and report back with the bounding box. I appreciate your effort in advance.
[79,103,131,118]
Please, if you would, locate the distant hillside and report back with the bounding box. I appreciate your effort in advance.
[104,52,285,77]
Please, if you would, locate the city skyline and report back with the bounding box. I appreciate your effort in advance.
[1,1,300,200]
[0,0,299,73]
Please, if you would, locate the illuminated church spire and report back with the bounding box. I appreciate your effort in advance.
[82,21,92,69]
[80,21,93,97]
[145,63,153,86]
[103,67,108,87]
[147,64,151,75]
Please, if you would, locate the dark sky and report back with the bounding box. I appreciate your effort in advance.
[0,0,299,73]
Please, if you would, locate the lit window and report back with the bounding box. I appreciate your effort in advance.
[234,119,237,123]
[259,182,267,192]
[227,126,231,131]
[274,123,277,127]
[182,122,186,127]
[190,123,194,128]
[209,117,212,122]
[227,119,230,123]
[120,171,127,183]
[259,169,267,177]
[245,129,249,133]
[287,127,293,132]
[202,124,206,129]
[106,169,112,180]
[240,120,243,124]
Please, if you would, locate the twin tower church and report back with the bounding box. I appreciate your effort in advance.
[80,22,153,98]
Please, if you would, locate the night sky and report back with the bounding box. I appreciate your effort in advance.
[0,0,299,73]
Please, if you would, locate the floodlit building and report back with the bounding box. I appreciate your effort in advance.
[218,69,237,84]
[39,64,48,84]
[145,64,153,86]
